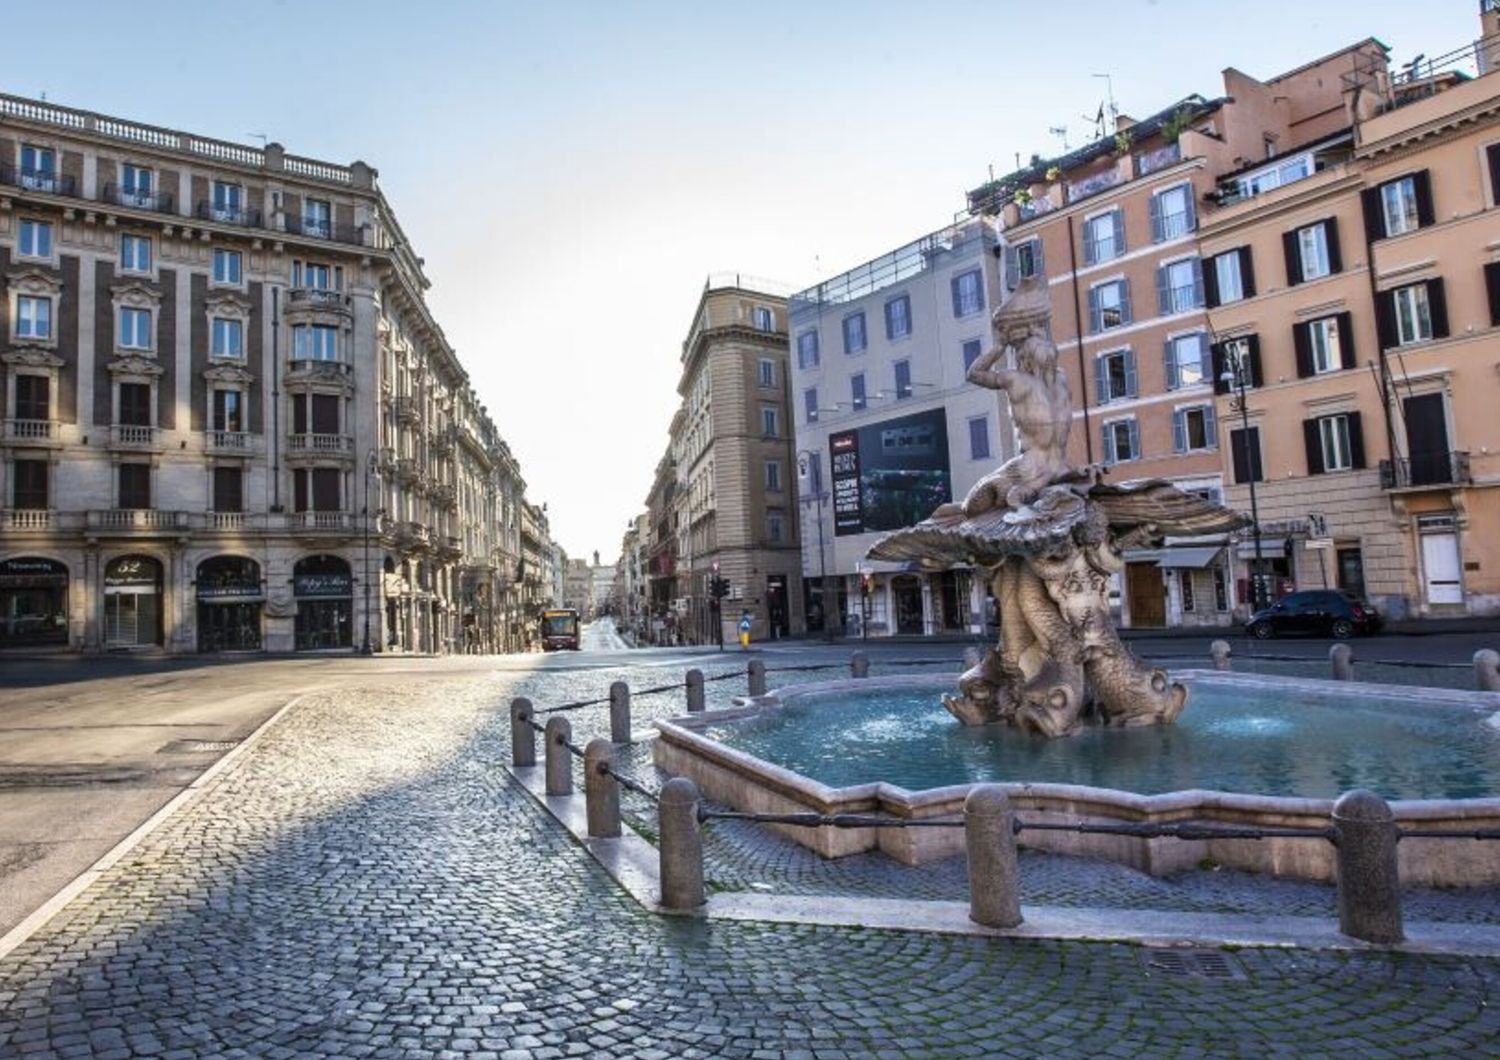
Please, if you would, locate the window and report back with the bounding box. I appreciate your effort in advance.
[850,373,867,411]
[1181,570,1196,613]
[1365,171,1432,240]
[764,460,782,492]
[766,511,785,545]
[951,268,984,317]
[213,249,242,285]
[18,219,52,259]
[1084,209,1124,264]
[1379,280,1448,348]
[842,311,867,354]
[758,359,775,388]
[752,305,775,331]
[962,339,982,373]
[13,459,48,509]
[19,145,56,191]
[1151,184,1195,242]
[1207,247,1254,306]
[294,468,342,512]
[1158,258,1203,315]
[761,406,778,437]
[1088,279,1131,332]
[15,296,52,340]
[120,164,152,206]
[1285,219,1340,284]
[1172,405,1216,453]
[294,262,336,290]
[1381,178,1419,237]
[1230,427,1263,484]
[1212,335,1262,394]
[293,324,338,361]
[1006,238,1044,289]
[118,464,151,510]
[120,234,151,273]
[1103,419,1139,463]
[1234,152,1312,199]
[304,198,331,238]
[212,466,243,514]
[796,330,820,369]
[1304,412,1364,474]
[1096,348,1136,402]
[803,387,818,424]
[893,360,912,400]
[1165,333,1209,389]
[118,307,152,349]
[14,375,49,421]
[1394,284,1433,345]
[1307,317,1343,374]
[212,181,243,222]
[293,392,341,435]
[212,389,242,432]
[118,383,152,426]
[211,318,244,359]
[884,294,911,340]
[968,416,990,460]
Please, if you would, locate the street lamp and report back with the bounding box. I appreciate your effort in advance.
[797,450,837,642]
[1220,341,1266,612]
[361,447,388,654]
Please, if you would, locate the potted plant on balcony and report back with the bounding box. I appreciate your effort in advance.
[1113,130,1133,157]
[1045,166,1062,182]
[1013,188,1033,207]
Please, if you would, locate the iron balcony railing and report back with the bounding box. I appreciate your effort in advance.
[1379,450,1472,490]
[0,166,78,197]
[283,214,366,246]
[195,200,264,229]
[101,183,175,213]
[286,287,352,310]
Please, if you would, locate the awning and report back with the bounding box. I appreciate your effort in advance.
[1156,547,1225,570]
[1236,539,1287,559]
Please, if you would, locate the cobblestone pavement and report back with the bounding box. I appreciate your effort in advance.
[2,660,1499,1058]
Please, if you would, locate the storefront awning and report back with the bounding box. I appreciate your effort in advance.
[1236,539,1287,559]
[1156,547,1225,570]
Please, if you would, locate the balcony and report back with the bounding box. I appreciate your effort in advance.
[86,509,189,533]
[435,534,463,560]
[1134,142,1182,177]
[392,457,420,483]
[430,430,454,458]
[198,511,263,532]
[206,430,253,453]
[393,396,421,425]
[194,201,264,229]
[283,214,366,246]
[285,358,353,387]
[393,520,430,549]
[1379,451,1472,491]
[0,166,78,198]
[3,419,60,445]
[430,483,457,510]
[1066,167,1121,204]
[110,424,161,450]
[101,183,175,214]
[288,511,355,535]
[1017,197,1057,221]
[287,433,354,459]
[1,509,64,532]
[286,287,353,313]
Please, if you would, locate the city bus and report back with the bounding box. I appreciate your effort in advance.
[541,608,581,651]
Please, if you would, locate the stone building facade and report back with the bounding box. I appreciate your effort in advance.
[0,94,534,653]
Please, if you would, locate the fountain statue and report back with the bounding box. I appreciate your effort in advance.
[868,277,1248,737]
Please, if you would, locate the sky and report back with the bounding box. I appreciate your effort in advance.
[5,0,1481,563]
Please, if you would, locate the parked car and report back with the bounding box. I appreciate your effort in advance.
[1245,590,1383,640]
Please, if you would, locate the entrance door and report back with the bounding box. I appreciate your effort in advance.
[1126,562,1166,627]
[1336,548,1366,599]
[938,571,964,631]
[892,575,924,634]
[1420,525,1463,606]
[1404,394,1452,486]
[766,575,787,639]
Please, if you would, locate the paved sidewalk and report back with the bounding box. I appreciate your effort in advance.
[1,664,1498,1057]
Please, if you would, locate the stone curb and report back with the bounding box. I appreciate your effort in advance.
[507,762,1500,958]
[0,691,309,962]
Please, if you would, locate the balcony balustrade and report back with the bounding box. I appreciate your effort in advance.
[0,165,78,197]
[286,287,353,312]
[110,424,160,449]
[206,430,252,453]
[283,214,366,246]
[1017,197,1057,221]
[1,509,60,532]
[3,419,58,444]
[101,183,175,214]
[393,520,430,548]
[195,200,264,229]
[430,483,457,510]
[288,433,354,456]
[393,396,421,425]
[1066,167,1121,204]
[288,511,354,533]
[1379,451,1472,490]
[1134,142,1182,177]
[86,509,189,532]
[393,457,420,482]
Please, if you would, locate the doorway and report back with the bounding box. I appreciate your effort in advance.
[892,574,924,634]
[103,555,163,648]
[766,575,787,639]
[1403,394,1452,486]
[1125,562,1165,627]
[1418,514,1463,606]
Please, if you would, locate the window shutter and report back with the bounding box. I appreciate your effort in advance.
[1095,358,1110,404]
[1102,424,1116,463]
[1120,278,1133,324]
[1489,143,1500,208]
[1203,254,1221,308]
[950,274,962,316]
[1163,341,1179,390]
[1156,264,1171,316]
[1337,310,1356,370]
[1211,342,1230,395]
[1124,349,1138,398]
[1083,223,1098,266]
[1239,247,1257,298]
[1111,210,1126,257]
[1149,193,1164,243]
[1127,419,1140,460]
[1283,230,1303,286]
[1198,333,1213,382]
[1375,290,1397,349]
[1231,429,1252,484]
[1004,244,1019,291]
[1184,188,1198,232]
[1246,334,1263,387]
[1361,187,1385,242]
[1191,257,1205,308]
[1034,239,1045,276]
[1347,411,1366,470]
[1304,419,1325,475]
[1172,409,1187,453]
[1202,404,1217,449]
[1293,321,1314,378]
[1485,262,1500,326]
[1325,217,1343,274]
[1428,277,1450,339]
[1087,286,1102,333]
[1409,170,1435,227]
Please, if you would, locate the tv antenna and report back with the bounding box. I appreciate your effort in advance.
[1048,125,1070,152]
[1085,73,1119,140]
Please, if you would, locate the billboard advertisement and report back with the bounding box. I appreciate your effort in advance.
[830,407,951,537]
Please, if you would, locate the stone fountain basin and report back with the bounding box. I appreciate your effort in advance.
[651,671,1500,886]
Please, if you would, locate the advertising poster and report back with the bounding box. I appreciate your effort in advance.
[831,407,952,537]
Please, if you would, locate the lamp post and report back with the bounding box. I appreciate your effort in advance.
[361,447,385,654]
[1220,342,1266,612]
[797,450,836,642]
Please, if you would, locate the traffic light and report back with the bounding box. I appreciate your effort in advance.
[710,576,730,600]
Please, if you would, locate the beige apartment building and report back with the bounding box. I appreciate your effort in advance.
[0,93,533,653]
[647,276,803,645]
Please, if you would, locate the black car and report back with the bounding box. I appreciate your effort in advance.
[1245,590,1382,640]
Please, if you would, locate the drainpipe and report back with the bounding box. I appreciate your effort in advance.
[1066,216,1094,463]
[271,285,282,511]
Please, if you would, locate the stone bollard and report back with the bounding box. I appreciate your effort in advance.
[1209,640,1233,672]
[748,659,767,697]
[1475,649,1500,692]
[510,697,535,767]
[544,716,573,797]
[1332,789,1403,944]
[851,651,870,679]
[659,777,705,910]
[584,739,621,838]
[608,681,632,743]
[685,668,706,712]
[1330,643,1355,681]
[965,785,1023,928]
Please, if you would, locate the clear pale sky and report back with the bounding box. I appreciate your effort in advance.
[6,1,1479,562]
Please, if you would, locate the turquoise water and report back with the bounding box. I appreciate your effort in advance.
[705,683,1500,800]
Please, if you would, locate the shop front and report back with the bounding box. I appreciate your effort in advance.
[0,556,70,648]
[104,555,164,649]
[293,554,353,651]
[196,555,264,653]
